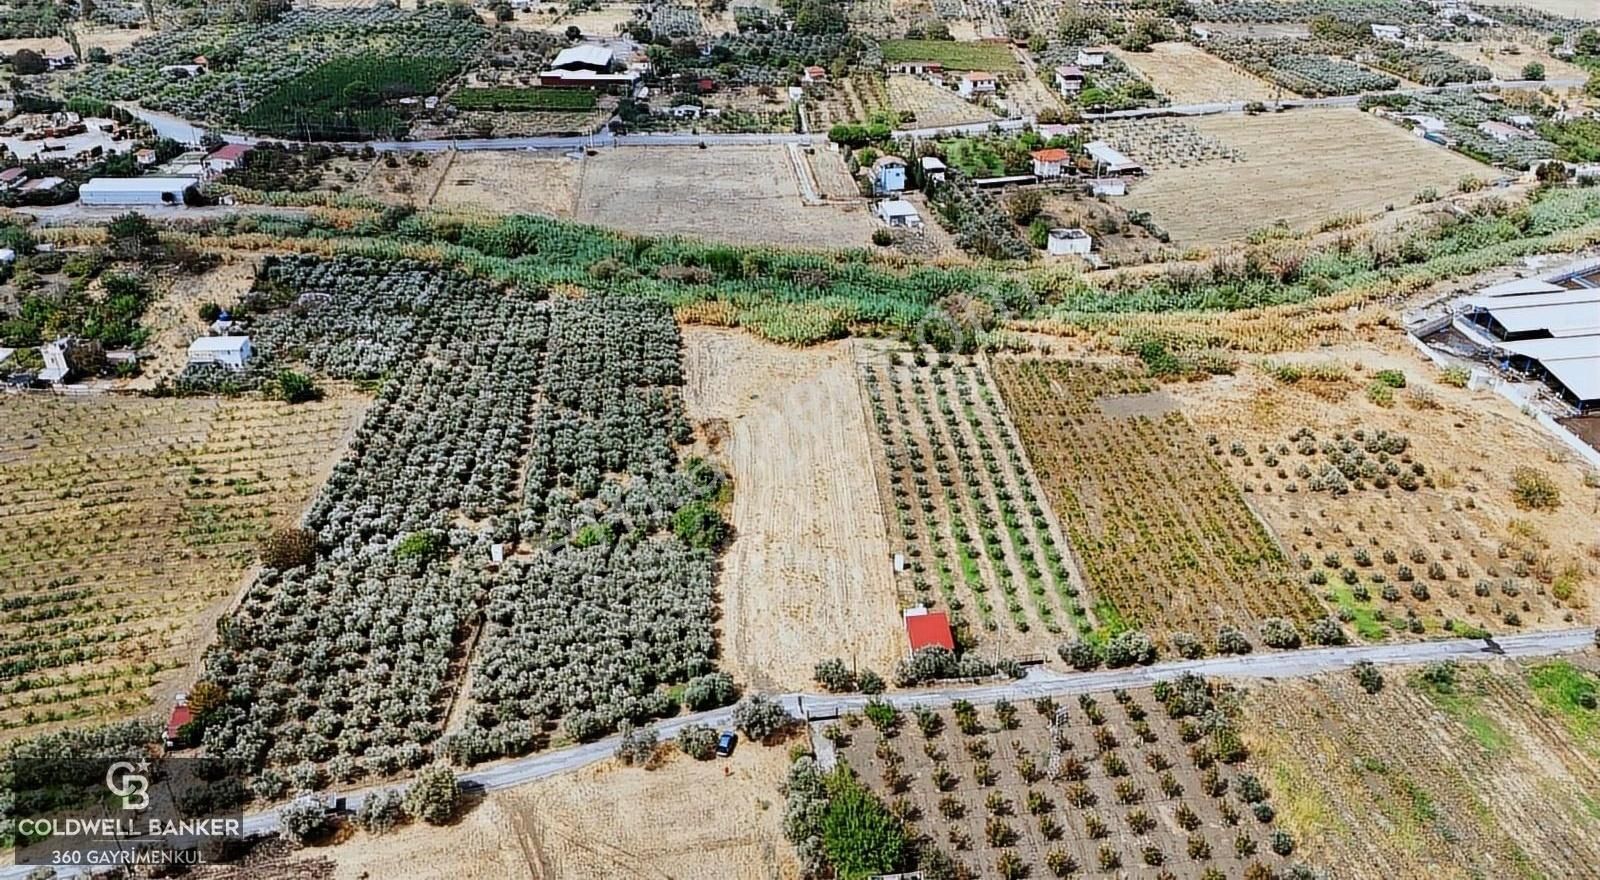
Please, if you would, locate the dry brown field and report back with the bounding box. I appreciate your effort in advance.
[1471,0,1600,18]
[838,681,1301,878]
[991,358,1322,646]
[575,146,877,249]
[1117,42,1279,104]
[887,75,999,129]
[127,257,260,389]
[0,25,146,58]
[1174,345,1599,641]
[351,152,456,208]
[0,394,366,741]
[287,745,799,879]
[1243,658,1600,880]
[1034,191,1165,264]
[1422,39,1592,82]
[427,151,582,216]
[858,350,1092,656]
[1120,109,1492,248]
[681,328,903,690]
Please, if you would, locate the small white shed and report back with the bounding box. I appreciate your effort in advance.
[1047,228,1093,256]
[187,336,252,370]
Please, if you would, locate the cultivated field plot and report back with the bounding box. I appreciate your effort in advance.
[1117,41,1278,104]
[575,146,877,248]
[1421,40,1591,82]
[1121,109,1491,248]
[1177,354,1598,639]
[1243,659,1600,880]
[0,394,365,740]
[682,329,903,691]
[837,680,1302,878]
[427,150,582,216]
[352,152,455,208]
[317,746,799,879]
[887,74,999,128]
[1471,0,1600,18]
[879,38,1019,72]
[990,359,1319,644]
[860,352,1090,655]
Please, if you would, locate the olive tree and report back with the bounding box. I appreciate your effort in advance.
[355,788,407,835]
[614,722,659,766]
[277,795,327,846]
[732,696,796,742]
[404,764,460,825]
[682,671,737,711]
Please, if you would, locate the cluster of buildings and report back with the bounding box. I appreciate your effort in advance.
[1422,259,1600,414]
[538,44,643,93]
[78,143,254,208]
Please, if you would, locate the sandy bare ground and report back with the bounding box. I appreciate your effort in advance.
[0,26,147,58]
[576,146,877,249]
[354,152,456,208]
[1121,108,1492,248]
[682,328,903,690]
[429,150,582,216]
[1472,0,1600,18]
[318,745,799,880]
[1423,40,1592,83]
[1119,41,1279,104]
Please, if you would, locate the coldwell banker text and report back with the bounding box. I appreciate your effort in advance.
[15,818,244,838]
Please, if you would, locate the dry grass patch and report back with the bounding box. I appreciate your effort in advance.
[1118,42,1279,104]
[0,394,366,740]
[887,75,999,129]
[315,746,799,879]
[682,329,903,690]
[428,150,582,216]
[1121,109,1492,248]
[575,146,876,248]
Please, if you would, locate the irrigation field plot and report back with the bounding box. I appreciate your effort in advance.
[990,359,1320,646]
[879,38,1020,72]
[0,394,365,740]
[1120,109,1491,249]
[837,680,1302,879]
[1243,659,1600,879]
[1116,42,1279,104]
[574,146,878,249]
[888,74,1000,128]
[317,746,799,879]
[860,352,1091,655]
[1176,353,1598,640]
[427,150,582,216]
[682,329,903,691]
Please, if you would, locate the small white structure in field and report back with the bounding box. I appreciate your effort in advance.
[0,247,14,263]
[1047,227,1093,256]
[1508,114,1535,129]
[38,337,75,384]
[875,199,922,228]
[1088,177,1127,196]
[1075,49,1106,67]
[921,156,947,182]
[1371,24,1405,41]
[1085,140,1143,175]
[1478,120,1529,143]
[957,72,997,98]
[187,336,253,371]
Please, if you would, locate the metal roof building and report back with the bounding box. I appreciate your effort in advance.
[79,176,196,207]
[1463,269,1600,412]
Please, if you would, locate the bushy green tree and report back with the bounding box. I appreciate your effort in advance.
[821,765,907,879]
[404,764,460,825]
[682,671,737,710]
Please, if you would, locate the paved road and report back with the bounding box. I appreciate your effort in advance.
[5,626,1588,877]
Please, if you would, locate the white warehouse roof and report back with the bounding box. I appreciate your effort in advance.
[551,44,613,68]
[188,335,250,353]
[1543,356,1600,401]
[80,176,197,194]
[1485,300,1600,337]
[1466,287,1600,311]
[877,199,919,218]
[1085,140,1140,172]
[1477,278,1568,298]
[1497,335,1599,362]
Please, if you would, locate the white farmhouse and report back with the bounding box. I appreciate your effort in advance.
[957,72,998,98]
[187,336,253,371]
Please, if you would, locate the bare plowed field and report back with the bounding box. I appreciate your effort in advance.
[575,147,877,248]
[429,151,582,216]
[1120,109,1491,248]
[682,328,902,690]
[887,75,999,129]
[0,394,366,740]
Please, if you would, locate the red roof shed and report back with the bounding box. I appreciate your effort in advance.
[165,704,193,744]
[905,611,955,652]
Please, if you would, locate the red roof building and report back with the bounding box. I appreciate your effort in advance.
[165,704,193,746]
[904,609,955,652]
[1030,148,1072,163]
[208,143,251,162]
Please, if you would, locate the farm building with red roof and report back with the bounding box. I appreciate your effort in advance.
[903,607,955,652]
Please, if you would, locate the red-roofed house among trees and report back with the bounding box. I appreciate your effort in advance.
[164,696,193,749]
[904,606,955,652]
[1031,148,1072,178]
